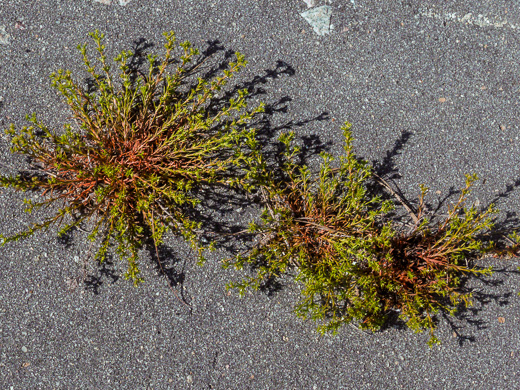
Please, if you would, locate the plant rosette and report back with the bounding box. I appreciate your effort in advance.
[0,30,264,284]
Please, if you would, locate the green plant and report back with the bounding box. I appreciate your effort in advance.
[226,123,496,345]
[0,30,264,284]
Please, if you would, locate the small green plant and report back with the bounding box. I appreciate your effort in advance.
[0,30,263,284]
[226,123,496,345]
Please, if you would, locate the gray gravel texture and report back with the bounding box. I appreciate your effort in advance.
[1,0,520,388]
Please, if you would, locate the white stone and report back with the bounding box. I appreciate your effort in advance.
[301,6,333,36]
[0,26,10,45]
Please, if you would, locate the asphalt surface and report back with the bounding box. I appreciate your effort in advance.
[1,0,520,388]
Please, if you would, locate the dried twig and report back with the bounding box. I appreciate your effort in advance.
[373,173,419,224]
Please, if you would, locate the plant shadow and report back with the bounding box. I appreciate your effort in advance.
[366,134,520,344]
[445,265,518,346]
[25,34,520,340]
[66,36,331,298]
[83,256,120,295]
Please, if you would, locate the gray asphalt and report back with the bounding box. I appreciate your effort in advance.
[1,0,520,389]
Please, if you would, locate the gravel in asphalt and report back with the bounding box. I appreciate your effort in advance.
[1,0,520,388]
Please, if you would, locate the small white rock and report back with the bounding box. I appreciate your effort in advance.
[0,26,10,45]
[301,6,333,36]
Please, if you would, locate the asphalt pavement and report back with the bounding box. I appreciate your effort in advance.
[1,0,520,388]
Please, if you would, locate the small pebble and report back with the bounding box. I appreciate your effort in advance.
[0,25,10,45]
[21,346,28,353]
[301,6,333,36]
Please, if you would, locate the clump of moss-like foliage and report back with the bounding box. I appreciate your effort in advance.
[0,30,501,345]
[0,30,263,284]
[226,123,496,345]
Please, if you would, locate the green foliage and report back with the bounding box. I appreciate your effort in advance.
[0,30,264,284]
[226,123,496,345]
[0,30,503,345]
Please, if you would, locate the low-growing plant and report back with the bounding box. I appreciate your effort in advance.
[0,30,264,284]
[0,29,502,345]
[226,123,496,345]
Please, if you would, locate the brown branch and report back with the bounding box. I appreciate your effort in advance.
[372,173,419,224]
